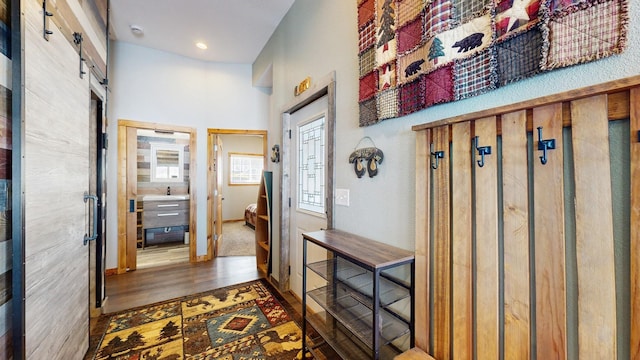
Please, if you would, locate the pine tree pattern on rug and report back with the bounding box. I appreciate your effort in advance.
[86,280,309,360]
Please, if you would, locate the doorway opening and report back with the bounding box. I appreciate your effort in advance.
[207,129,267,261]
[279,73,336,294]
[89,89,107,318]
[116,120,197,273]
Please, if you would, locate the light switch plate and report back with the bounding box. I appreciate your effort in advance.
[335,188,350,206]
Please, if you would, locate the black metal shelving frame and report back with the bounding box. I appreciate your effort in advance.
[301,230,415,360]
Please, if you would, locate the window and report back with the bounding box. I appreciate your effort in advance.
[229,153,264,185]
[298,116,325,214]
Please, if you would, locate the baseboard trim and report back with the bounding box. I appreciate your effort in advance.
[105,268,118,276]
[195,255,209,262]
[269,275,280,289]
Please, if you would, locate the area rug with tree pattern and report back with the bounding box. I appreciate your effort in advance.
[85,279,309,360]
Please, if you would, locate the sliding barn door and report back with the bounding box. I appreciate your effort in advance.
[23,0,91,357]
[413,83,640,359]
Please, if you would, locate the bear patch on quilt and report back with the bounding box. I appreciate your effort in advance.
[357,0,629,127]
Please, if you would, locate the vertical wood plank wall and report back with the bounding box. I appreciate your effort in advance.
[432,126,451,360]
[570,96,617,359]
[532,104,567,360]
[451,122,472,360]
[412,79,640,360]
[415,129,431,350]
[474,117,499,360]
[631,87,640,360]
[501,111,530,360]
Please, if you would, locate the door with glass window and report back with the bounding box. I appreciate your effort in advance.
[289,96,329,299]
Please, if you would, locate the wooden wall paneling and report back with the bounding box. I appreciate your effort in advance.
[631,86,640,360]
[501,110,531,359]
[415,129,431,350]
[570,95,617,359]
[432,125,451,360]
[474,116,499,360]
[451,121,473,360]
[126,126,138,271]
[532,103,567,360]
[412,75,640,132]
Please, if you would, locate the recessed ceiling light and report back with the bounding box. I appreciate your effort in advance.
[130,24,144,36]
[195,42,208,50]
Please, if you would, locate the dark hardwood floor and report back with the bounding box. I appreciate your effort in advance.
[102,256,262,314]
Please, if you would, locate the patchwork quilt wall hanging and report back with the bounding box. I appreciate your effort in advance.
[357,0,629,126]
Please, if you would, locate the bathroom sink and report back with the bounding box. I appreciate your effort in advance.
[142,194,190,201]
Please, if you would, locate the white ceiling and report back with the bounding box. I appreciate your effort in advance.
[109,0,296,64]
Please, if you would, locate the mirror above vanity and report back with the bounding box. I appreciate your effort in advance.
[151,143,184,182]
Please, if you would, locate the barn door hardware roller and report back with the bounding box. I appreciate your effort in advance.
[430,143,445,170]
[42,0,54,40]
[537,126,556,165]
[474,136,492,168]
[349,136,384,178]
[73,32,87,79]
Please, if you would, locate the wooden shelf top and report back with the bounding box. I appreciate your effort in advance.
[302,229,414,270]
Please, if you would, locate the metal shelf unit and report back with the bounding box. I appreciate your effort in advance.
[302,229,415,360]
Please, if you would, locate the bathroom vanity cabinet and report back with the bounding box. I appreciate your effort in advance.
[143,196,190,245]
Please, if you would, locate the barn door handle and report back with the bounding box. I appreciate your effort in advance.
[84,193,99,245]
[537,127,556,165]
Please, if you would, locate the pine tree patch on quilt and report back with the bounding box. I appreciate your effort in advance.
[357,0,629,127]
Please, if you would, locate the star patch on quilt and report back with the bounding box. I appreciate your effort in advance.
[357,0,628,127]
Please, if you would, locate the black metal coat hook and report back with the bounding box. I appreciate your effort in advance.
[537,127,556,165]
[475,136,492,168]
[430,143,444,169]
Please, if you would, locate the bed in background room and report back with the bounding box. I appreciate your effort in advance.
[244,203,257,229]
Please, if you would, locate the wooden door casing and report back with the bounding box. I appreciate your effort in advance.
[117,121,198,272]
[214,135,223,257]
[126,127,138,270]
[205,129,268,262]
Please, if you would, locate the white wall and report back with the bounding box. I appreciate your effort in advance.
[254,0,640,280]
[106,42,269,269]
